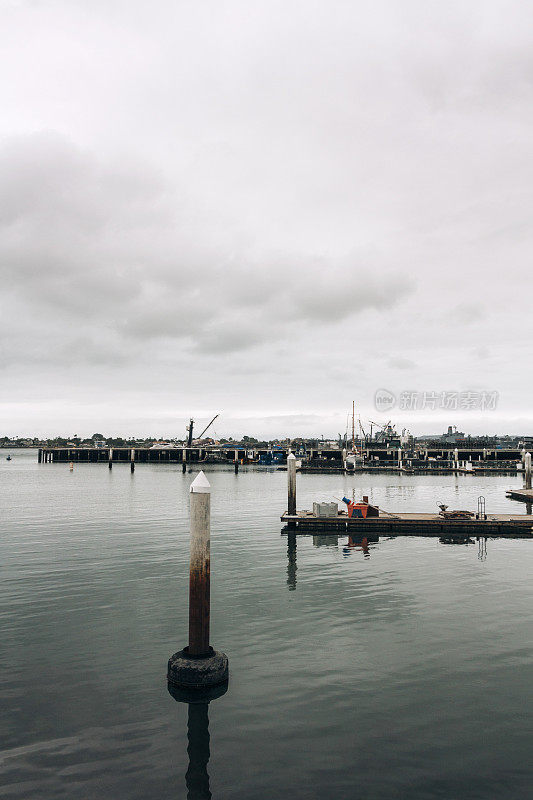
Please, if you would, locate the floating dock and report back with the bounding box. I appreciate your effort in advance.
[280,510,533,537]
[506,488,533,503]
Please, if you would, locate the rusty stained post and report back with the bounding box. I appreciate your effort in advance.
[182,447,187,474]
[130,447,135,473]
[525,452,532,490]
[108,448,113,469]
[167,470,228,689]
[287,452,297,517]
[189,471,211,656]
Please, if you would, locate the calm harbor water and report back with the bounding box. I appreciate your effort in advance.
[1,449,533,799]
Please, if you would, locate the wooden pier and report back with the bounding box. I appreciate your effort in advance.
[280,511,533,537]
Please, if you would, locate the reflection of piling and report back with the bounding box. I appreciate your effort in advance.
[186,702,211,800]
[130,448,135,473]
[167,680,228,800]
[168,472,229,689]
[108,448,113,469]
[525,452,532,490]
[287,453,296,516]
[234,450,239,474]
[287,532,297,591]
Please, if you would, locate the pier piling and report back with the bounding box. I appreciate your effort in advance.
[167,471,228,689]
[234,449,239,474]
[130,448,135,473]
[288,453,297,518]
[108,448,113,470]
[525,452,532,490]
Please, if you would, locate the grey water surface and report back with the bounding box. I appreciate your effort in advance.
[1,450,532,799]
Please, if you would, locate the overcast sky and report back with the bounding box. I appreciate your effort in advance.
[1,0,532,439]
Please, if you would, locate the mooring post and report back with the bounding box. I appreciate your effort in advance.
[167,471,228,689]
[398,447,402,470]
[38,448,42,463]
[454,448,459,471]
[189,472,211,655]
[288,452,297,520]
[234,449,239,474]
[108,448,113,470]
[182,447,187,474]
[130,448,135,473]
[525,452,532,490]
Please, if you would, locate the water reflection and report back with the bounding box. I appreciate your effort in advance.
[287,533,297,591]
[477,537,488,561]
[342,533,378,558]
[168,682,228,800]
[439,535,474,546]
[312,534,338,547]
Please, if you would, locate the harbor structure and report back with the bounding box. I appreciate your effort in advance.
[38,443,530,474]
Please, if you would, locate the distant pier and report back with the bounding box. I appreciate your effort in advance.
[38,446,248,465]
[38,444,527,472]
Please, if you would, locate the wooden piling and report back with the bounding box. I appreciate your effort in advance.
[167,470,228,689]
[38,449,42,463]
[189,472,211,656]
[287,453,297,516]
[108,448,113,469]
[182,447,187,473]
[525,452,532,490]
[234,449,239,474]
[130,448,135,473]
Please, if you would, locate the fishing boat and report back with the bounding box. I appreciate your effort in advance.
[344,401,364,471]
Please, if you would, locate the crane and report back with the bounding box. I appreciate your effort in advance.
[198,415,219,440]
[368,420,392,442]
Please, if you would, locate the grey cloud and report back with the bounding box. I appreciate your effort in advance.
[449,303,485,323]
[0,133,415,365]
[388,357,416,370]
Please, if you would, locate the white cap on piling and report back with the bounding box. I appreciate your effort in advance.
[288,453,296,460]
[190,471,211,493]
